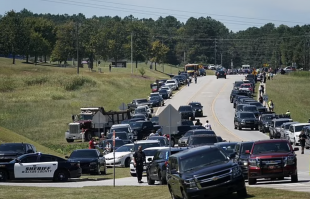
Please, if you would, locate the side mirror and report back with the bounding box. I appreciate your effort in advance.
[171,169,178,175]
[245,150,250,154]
[65,156,69,158]
[147,158,152,162]
[228,153,236,159]
[293,147,299,151]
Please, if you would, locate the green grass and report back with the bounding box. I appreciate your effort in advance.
[0,186,309,199]
[0,58,183,155]
[266,74,310,122]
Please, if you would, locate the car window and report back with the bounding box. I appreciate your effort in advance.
[252,142,290,154]
[241,143,253,154]
[20,155,38,163]
[178,106,192,111]
[240,113,255,118]
[40,155,57,162]
[235,144,240,154]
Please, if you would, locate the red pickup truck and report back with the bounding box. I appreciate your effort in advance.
[245,139,299,185]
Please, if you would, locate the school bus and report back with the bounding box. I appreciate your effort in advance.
[184,64,204,76]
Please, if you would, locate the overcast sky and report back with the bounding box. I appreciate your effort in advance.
[1,0,310,32]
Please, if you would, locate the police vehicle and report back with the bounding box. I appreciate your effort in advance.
[0,152,81,182]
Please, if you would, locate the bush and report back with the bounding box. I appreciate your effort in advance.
[138,67,146,77]
[51,93,66,100]
[23,76,49,86]
[0,77,16,92]
[61,76,97,91]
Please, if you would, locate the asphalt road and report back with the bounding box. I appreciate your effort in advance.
[1,74,309,191]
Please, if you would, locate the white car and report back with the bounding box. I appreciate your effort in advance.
[165,79,178,90]
[148,92,161,100]
[134,105,152,118]
[159,86,172,97]
[104,144,134,167]
[288,123,310,146]
[129,140,161,177]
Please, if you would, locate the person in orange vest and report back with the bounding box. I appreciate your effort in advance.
[89,137,96,149]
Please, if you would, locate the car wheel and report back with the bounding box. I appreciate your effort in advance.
[251,127,254,130]
[269,133,273,139]
[306,146,310,149]
[147,174,155,185]
[66,139,74,143]
[102,165,107,175]
[131,173,136,177]
[125,157,131,168]
[171,139,175,147]
[238,125,242,130]
[96,164,101,175]
[0,170,7,182]
[237,187,247,198]
[291,174,298,183]
[158,171,167,185]
[248,178,257,185]
[53,169,69,182]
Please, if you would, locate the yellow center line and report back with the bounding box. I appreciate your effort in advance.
[211,81,243,141]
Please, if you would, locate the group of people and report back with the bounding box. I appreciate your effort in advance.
[194,119,212,130]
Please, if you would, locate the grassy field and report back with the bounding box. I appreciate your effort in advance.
[0,186,309,199]
[0,58,183,155]
[266,72,310,123]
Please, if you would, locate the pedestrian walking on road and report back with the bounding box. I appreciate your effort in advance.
[195,119,202,126]
[133,146,146,183]
[194,74,197,84]
[187,78,190,86]
[299,130,307,154]
[259,95,263,104]
[204,120,212,130]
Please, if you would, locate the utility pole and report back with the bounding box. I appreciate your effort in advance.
[131,32,133,73]
[214,39,217,65]
[76,23,79,75]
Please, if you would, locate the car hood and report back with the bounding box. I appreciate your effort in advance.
[105,152,131,159]
[241,118,257,121]
[181,161,233,179]
[67,157,98,163]
[250,152,294,159]
[179,137,189,142]
[0,151,23,156]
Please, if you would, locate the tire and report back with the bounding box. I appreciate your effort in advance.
[306,146,310,149]
[171,139,175,147]
[102,165,107,175]
[96,164,101,175]
[238,125,242,130]
[251,127,254,130]
[53,169,69,182]
[234,125,237,129]
[125,158,131,168]
[131,173,136,177]
[0,170,7,182]
[291,174,298,183]
[66,139,74,143]
[248,178,257,185]
[158,171,167,185]
[237,188,247,198]
[147,174,155,185]
[278,177,284,180]
[269,132,273,139]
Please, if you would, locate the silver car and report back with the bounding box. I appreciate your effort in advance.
[280,122,299,141]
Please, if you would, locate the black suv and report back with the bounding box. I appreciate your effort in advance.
[0,143,36,162]
[146,147,188,185]
[167,146,247,199]
[178,105,195,120]
[178,129,216,147]
[216,71,226,79]
[258,113,276,133]
[233,95,248,108]
[232,141,254,178]
[230,90,250,103]
[234,112,258,130]
[187,134,218,147]
[169,125,205,147]
[188,102,203,117]
[242,105,260,118]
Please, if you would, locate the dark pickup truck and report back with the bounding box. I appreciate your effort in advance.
[258,113,276,133]
[0,143,36,162]
[130,121,161,140]
[128,99,152,111]
[178,105,195,120]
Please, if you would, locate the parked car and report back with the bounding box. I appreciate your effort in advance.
[231,141,254,178]
[168,125,205,147]
[159,86,172,97]
[216,70,226,79]
[233,95,248,108]
[280,122,299,141]
[128,98,152,110]
[150,116,159,125]
[0,153,82,182]
[107,132,132,144]
[148,92,163,100]
[0,143,36,162]
[130,121,161,140]
[233,81,244,90]
[66,149,106,175]
[104,144,133,167]
[288,123,310,146]
[146,147,188,185]
[230,90,250,103]
[187,134,218,147]
[158,89,170,99]
[131,114,148,121]
[258,113,277,133]
[246,139,299,185]
[148,96,164,107]
[178,129,216,147]
[98,139,125,153]
[188,102,203,117]
[199,68,206,76]
[234,112,258,130]
[165,79,178,90]
[269,118,293,139]
[109,124,134,141]
[147,136,169,146]
[134,105,152,119]
[239,83,253,93]
[178,105,195,120]
[167,146,247,199]
[241,105,260,118]
[214,142,238,156]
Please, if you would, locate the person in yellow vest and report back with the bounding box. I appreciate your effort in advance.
[285,110,291,117]
[268,100,274,112]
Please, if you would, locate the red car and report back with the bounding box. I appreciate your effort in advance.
[245,139,299,185]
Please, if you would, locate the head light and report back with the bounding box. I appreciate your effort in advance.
[232,166,242,178]
[284,156,295,166]
[184,179,197,189]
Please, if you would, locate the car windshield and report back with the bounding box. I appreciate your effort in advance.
[107,133,128,140]
[130,122,143,128]
[161,87,169,90]
[151,117,159,123]
[189,103,201,108]
[234,82,243,87]
[0,144,25,153]
[134,143,160,151]
[182,121,194,126]
[252,142,291,154]
[143,149,159,157]
[179,106,192,111]
[295,125,309,132]
[180,149,227,172]
[190,136,218,145]
[110,127,129,133]
[159,90,167,94]
[240,113,255,118]
[262,115,275,121]
[70,150,98,158]
[137,99,148,104]
[243,106,257,111]
[275,121,290,127]
[150,97,160,101]
[217,143,237,155]
[135,108,146,114]
[79,114,93,120]
[115,145,133,152]
[166,80,175,84]
[241,143,254,154]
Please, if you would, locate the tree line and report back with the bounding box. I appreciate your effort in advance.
[0,9,310,70]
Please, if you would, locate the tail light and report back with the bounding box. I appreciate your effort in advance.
[165,161,169,167]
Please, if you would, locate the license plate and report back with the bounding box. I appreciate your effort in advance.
[268,165,275,169]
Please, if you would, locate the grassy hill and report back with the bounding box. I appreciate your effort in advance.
[0,58,182,155]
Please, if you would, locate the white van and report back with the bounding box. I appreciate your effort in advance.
[289,123,310,146]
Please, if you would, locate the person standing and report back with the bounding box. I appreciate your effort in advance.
[259,95,263,104]
[109,64,112,72]
[299,130,307,154]
[195,119,202,126]
[285,110,291,117]
[98,60,101,67]
[89,137,96,149]
[268,100,274,112]
[204,120,212,130]
[194,74,197,84]
[133,146,146,183]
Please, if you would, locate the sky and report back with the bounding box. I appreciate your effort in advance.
[1,0,310,32]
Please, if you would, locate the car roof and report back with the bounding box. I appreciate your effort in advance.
[189,102,201,105]
[134,140,159,144]
[179,105,192,107]
[143,146,168,151]
[238,141,255,145]
[189,134,217,137]
[243,105,257,107]
[272,118,293,121]
[214,142,238,146]
[170,145,217,158]
[237,111,255,114]
[134,120,149,123]
[124,144,134,146]
[291,123,310,126]
[253,139,289,144]
[112,124,130,128]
